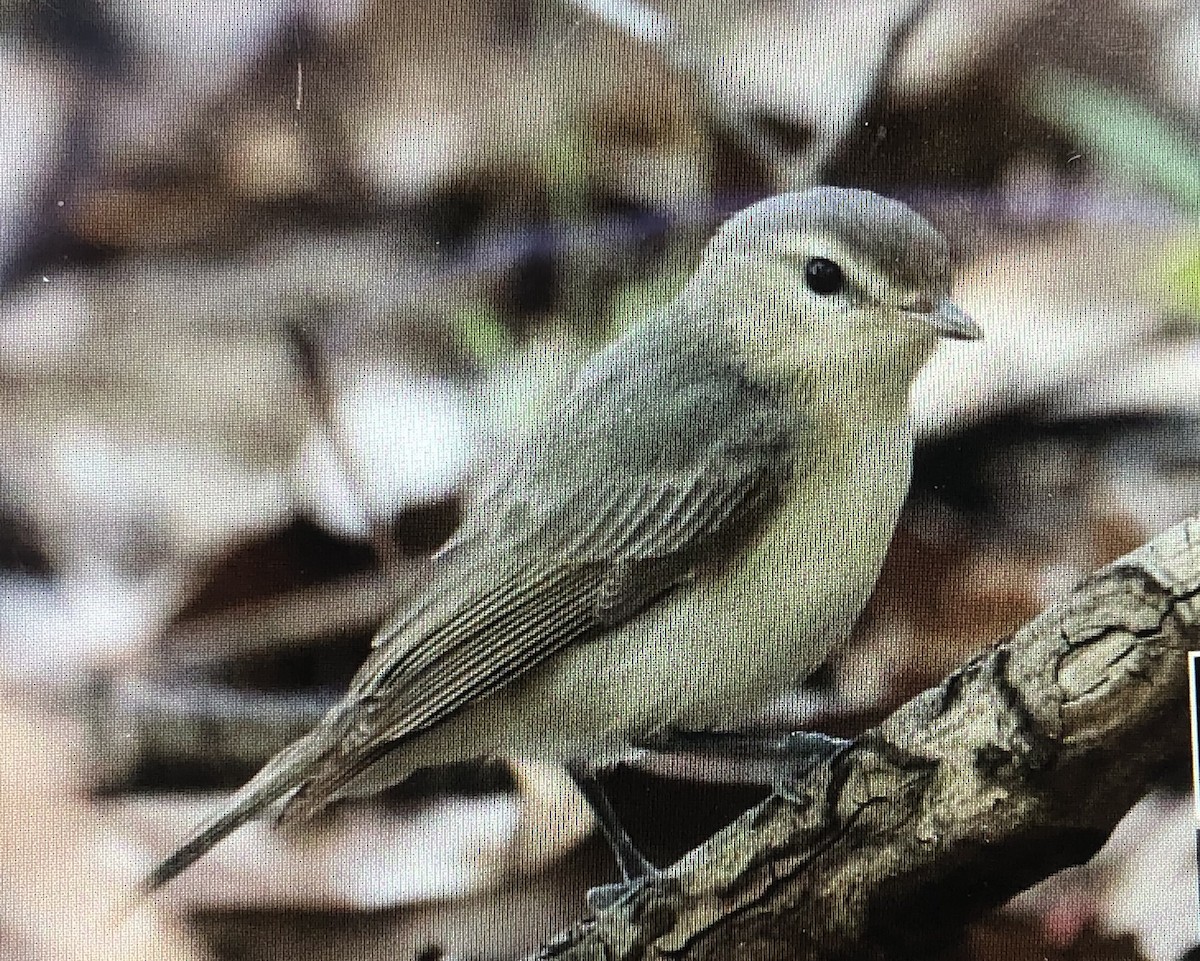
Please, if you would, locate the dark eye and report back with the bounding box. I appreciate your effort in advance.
[804,257,844,295]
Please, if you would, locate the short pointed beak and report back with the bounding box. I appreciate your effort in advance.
[911,298,983,340]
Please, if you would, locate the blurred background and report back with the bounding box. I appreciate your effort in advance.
[0,0,1198,958]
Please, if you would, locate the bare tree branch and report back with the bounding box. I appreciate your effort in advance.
[564,0,791,178]
[287,312,403,571]
[563,0,937,189]
[84,678,328,790]
[791,0,937,187]
[533,516,1200,960]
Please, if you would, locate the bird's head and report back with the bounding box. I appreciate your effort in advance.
[686,187,981,397]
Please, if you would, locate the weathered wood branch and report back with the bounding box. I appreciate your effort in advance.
[534,517,1200,960]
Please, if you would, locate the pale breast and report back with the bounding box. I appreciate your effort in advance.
[471,409,913,757]
[341,412,915,786]
[615,410,914,731]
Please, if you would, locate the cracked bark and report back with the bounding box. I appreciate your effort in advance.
[532,517,1200,960]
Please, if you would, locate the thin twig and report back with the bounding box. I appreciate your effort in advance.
[788,0,939,187]
[562,0,938,189]
[287,310,402,570]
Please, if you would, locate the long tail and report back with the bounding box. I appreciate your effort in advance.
[140,730,327,894]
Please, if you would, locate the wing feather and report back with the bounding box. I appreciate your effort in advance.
[282,319,804,817]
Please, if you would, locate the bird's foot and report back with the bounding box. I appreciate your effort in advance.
[772,731,853,801]
[634,726,853,787]
[584,812,662,911]
[585,865,663,911]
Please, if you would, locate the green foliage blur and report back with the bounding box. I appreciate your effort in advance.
[1030,71,1200,324]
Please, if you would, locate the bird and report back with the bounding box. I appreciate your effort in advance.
[143,186,981,899]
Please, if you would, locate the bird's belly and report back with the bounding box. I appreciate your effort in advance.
[564,417,912,742]
[347,419,912,786]
[484,420,906,754]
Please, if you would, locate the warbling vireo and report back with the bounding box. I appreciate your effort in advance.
[144,186,981,896]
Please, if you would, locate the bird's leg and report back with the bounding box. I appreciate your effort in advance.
[637,727,853,797]
[565,763,661,910]
[566,732,851,909]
